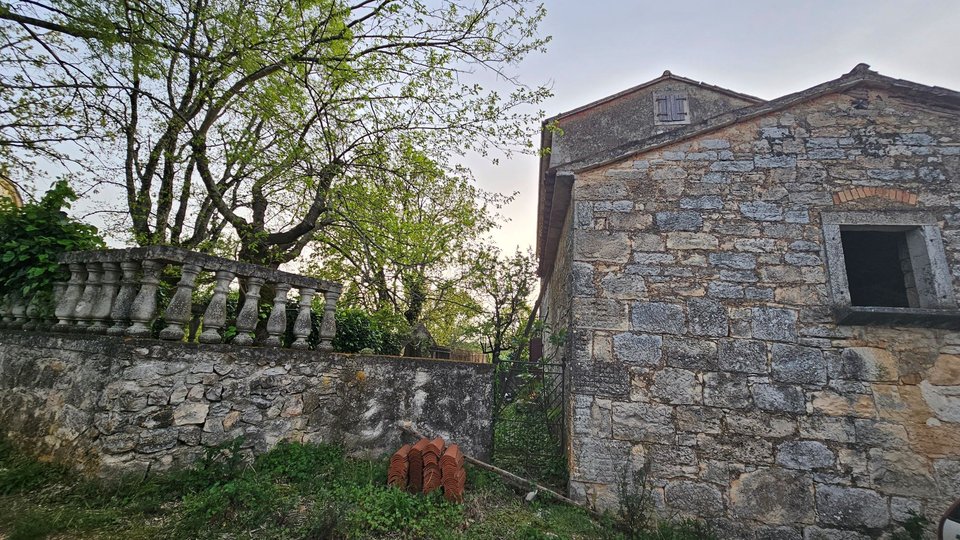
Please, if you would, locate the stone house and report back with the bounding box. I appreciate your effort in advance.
[536,64,960,538]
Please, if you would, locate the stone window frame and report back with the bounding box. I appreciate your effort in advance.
[822,210,960,328]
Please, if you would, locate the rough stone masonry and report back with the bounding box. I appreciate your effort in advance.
[0,331,493,476]
[537,66,960,538]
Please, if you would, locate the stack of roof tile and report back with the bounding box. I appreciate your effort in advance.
[387,443,412,489]
[440,444,466,503]
[422,437,445,494]
[386,437,468,503]
[407,438,430,494]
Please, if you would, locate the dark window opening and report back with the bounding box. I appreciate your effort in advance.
[840,230,918,308]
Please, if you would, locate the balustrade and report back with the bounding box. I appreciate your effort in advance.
[1,246,342,351]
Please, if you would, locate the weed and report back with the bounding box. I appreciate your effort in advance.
[892,510,931,540]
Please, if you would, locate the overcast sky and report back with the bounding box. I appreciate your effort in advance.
[477,0,960,254]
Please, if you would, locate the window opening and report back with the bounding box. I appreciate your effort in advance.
[840,230,917,308]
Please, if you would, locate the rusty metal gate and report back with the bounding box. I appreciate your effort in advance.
[490,351,566,489]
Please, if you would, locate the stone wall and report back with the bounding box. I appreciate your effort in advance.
[0,331,493,476]
[562,87,960,538]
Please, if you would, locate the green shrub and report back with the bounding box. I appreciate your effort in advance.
[254,440,344,484]
[332,308,411,355]
[0,180,104,304]
[0,436,69,496]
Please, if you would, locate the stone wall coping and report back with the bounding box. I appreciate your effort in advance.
[59,246,341,292]
[0,329,494,370]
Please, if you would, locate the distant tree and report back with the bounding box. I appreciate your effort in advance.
[465,247,536,362]
[0,0,551,265]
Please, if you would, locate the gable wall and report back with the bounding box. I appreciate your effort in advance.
[564,87,960,538]
[548,80,757,168]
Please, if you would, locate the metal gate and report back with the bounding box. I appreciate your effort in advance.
[491,353,566,489]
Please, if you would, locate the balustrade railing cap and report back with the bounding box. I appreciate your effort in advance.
[59,247,342,293]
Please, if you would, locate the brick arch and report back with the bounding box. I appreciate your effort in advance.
[831,187,917,206]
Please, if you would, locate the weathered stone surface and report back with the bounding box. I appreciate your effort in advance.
[703,372,752,409]
[839,347,898,382]
[664,481,724,517]
[173,402,209,426]
[574,230,631,262]
[776,440,835,470]
[631,302,685,334]
[729,468,815,525]
[815,485,889,529]
[611,401,674,442]
[613,332,662,366]
[802,526,871,540]
[752,307,798,342]
[752,383,806,413]
[718,339,767,373]
[651,368,700,405]
[868,449,938,497]
[655,211,703,231]
[664,337,717,370]
[771,344,827,385]
[687,298,728,337]
[740,201,784,221]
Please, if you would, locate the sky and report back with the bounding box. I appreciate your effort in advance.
[477,0,960,254]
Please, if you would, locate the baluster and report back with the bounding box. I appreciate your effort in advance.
[9,291,27,329]
[290,287,316,349]
[45,281,68,330]
[199,270,234,344]
[23,292,43,331]
[0,294,12,328]
[232,276,263,346]
[159,264,200,341]
[318,289,340,352]
[108,261,140,336]
[126,259,163,338]
[89,262,120,334]
[54,263,87,331]
[262,283,291,347]
[72,262,103,329]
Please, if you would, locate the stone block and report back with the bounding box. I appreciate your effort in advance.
[574,230,631,262]
[654,211,702,231]
[137,428,179,454]
[919,380,960,423]
[599,272,647,299]
[664,337,717,370]
[853,419,909,448]
[729,468,815,525]
[752,307,798,342]
[868,449,938,497]
[572,262,596,296]
[703,372,752,409]
[934,459,960,498]
[708,281,744,298]
[802,526,871,540]
[664,481,725,517]
[698,434,773,464]
[174,402,209,426]
[838,347,898,382]
[574,298,627,329]
[776,440,835,470]
[752,383,806,413]
[815,485,889,529]
[611,401,674,442]
[710,160,754,172]
[631,302,685,334]
[571,438,632,484]
[679,195,723,209]
[676,406,723,434]
[772,344,827,385]
[666,232,718,250]
[741,201,784,221]
[755,155,797,168]
[785,252,822,266]
[709,252,757,269]
[928,354,960,386]
[726,410,797,438]
[687,298,728,337]
[613,332,662,366]
[651,368,700,405]
[718,339,767,373]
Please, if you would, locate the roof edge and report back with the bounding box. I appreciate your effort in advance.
[546,70,766,124]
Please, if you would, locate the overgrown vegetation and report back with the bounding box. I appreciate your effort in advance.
[0,436,714,540]
[0,180,104,306]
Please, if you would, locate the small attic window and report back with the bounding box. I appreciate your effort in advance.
[654,94,689,125]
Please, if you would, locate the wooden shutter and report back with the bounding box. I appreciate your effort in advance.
[655,97,670,121]
[672,96,687,121]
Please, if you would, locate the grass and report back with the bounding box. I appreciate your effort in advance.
[0,435,714,539]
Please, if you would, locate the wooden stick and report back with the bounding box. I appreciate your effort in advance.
[398,421,603,519]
